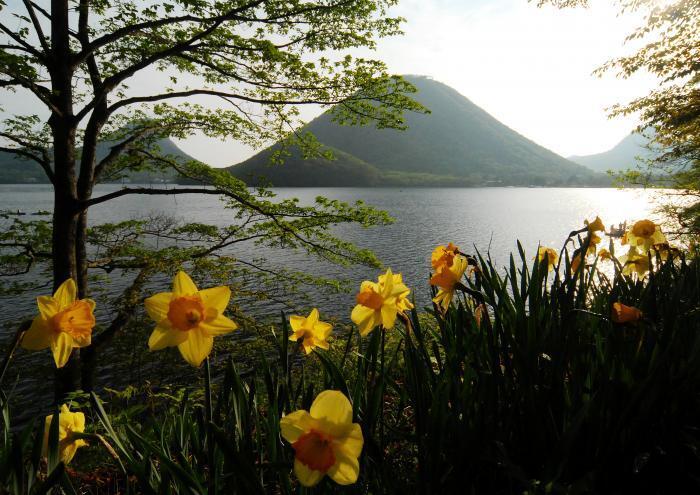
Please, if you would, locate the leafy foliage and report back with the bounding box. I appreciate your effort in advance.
[3,231,699,493]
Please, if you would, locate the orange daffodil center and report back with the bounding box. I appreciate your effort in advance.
[289,308,333,354]
[280,390,363,487]
[168,295,206,331]
[632,220,656,238]
[293,429,336,472]
[431,242,459,271]
[21,279,96,368]
[145,271,238,367]
[611,302,642,324]
[351,268,413,336]
[623,219,667,255]
[356,287,384,310]
[44,404,87,465]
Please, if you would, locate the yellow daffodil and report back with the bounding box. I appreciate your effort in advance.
[377,269,414,313]
[598,248,612,261]
[537,247,559,271]
[611,302,642,324]
[280,390,363,487]
[585,231,602,255]
[351,268,413,336]
[289,308,333,354]
[431,242,460,270]
[624,219,666,252]
[144,271,237,367]
[21,279,96,368]
[585,216,605,233]
[430,255,468,310]
[620,248,650,278]
[44,404,87,465]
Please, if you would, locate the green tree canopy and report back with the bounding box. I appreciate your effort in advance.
[0,0,423,397]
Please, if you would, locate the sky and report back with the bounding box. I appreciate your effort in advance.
[181,0,656,165]
[0,0,657,167]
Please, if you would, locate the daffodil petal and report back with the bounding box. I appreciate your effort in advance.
[177,328,213,367]
[433,289,453,311]
[21,315,51,350]
[200,314,238,336]
[71,411,86,431]
[310,390,353,425]
[314,340,329,351]
[61,443,79,464]
[148,321,187,350]
[327,446,360,485]
[37,296,59,320]
[173,271,198,297]
[199,286,231,313]
[51,332,74,368]
[53,279,77,309]
[280,410,315,443]
[337,423,363,459]
[307,308,320,326]
[314,321,333,339]
[293,459,325,487]
[351,305,375,332]
[381,304,398,329]
[289,315,305,333]
[144,292,172,322]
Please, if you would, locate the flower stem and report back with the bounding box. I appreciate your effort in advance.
[204,357,214,492]
[379,327,385,460]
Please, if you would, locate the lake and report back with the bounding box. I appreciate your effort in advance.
[0,184,668,317]
[0,184,669,417]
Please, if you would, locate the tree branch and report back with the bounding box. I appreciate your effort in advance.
[84,187,222,207]
[93,128,154,181]
[22,0,50,55]
[106,89,343,116]
[0,22,43,59]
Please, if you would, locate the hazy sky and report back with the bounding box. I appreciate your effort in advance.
[0,0,656,167]
[178,0,656,165]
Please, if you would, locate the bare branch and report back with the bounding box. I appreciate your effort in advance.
[22,0,50,54]
[84,187,222,207]
[106,89,342,117]
[0,22,43,59]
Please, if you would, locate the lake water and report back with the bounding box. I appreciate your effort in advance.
[0,184,669,417]
[1,184,669,317]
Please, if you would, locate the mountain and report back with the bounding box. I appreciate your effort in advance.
[0,138,196,184]
[569,132,655,173]
[232,145,383,186]
[229,75,606,187]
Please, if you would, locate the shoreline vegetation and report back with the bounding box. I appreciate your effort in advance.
[2,217,699,493]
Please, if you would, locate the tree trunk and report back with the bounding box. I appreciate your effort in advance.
[50,0,80,402]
